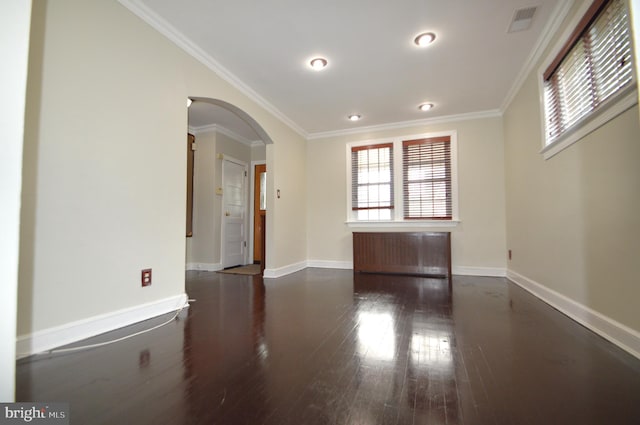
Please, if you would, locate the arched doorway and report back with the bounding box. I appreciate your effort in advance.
[185,98,272,273]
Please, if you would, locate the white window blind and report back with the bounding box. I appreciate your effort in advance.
[351,143,394,220]
[543,0,633,144]
[402,137,452,220]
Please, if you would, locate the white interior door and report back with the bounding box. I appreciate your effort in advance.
[222,158,247,268]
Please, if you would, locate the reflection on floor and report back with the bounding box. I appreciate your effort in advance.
[16,269,640,424]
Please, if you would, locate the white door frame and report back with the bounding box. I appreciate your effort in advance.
[220,156,249,268]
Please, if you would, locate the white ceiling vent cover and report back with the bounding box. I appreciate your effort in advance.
[508,6,538,32]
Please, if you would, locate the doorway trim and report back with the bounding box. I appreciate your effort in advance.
[249,160,266,265]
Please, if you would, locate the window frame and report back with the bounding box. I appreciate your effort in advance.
[350,143,395,221]
[345,131,459,228]
[402,136,453,220]
[538,0,637,160]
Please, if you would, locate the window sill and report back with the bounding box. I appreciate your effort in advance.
[345,220,460,229]
[541,87,638,160]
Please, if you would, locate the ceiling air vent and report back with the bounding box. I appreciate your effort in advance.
[508,6,538,33]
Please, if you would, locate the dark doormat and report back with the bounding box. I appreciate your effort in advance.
[217,264,261,276]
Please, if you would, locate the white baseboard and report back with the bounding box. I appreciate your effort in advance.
[507,269,640,360]
[263,261,307,278]
[186,262,222,271]
[453,266,507,277]
[307,262,508,276]
[264,261,506,278]
[16,293,188,359]
[306,260,353,270]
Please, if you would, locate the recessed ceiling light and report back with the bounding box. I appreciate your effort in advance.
[414,32,436,47]
[310,57,328,71]
[418,102,434,111]
[348,114,361,121]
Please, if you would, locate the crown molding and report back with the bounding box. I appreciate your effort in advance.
[500,0,575,113]
[188,124,263,147]
[307,109,502,140]
[118,0,308,139]
[120,0,573,143]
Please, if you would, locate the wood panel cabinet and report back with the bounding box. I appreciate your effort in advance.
[352,232,452,283]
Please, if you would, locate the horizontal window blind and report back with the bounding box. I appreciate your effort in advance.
[402,137,452,220]
[543,0,633,144]
[351,144,394,218]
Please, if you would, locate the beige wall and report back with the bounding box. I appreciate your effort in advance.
[269,130,308,271]
[503,2,640,332]
[186,131,216,266]
[307,117,507,274]
[19,0,307,340]
[251,144,267,162]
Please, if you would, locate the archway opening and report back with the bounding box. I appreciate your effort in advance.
[186,97,272,274]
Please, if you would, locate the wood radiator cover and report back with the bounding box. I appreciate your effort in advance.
[352,232,452,279]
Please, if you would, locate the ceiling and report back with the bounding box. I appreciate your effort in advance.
[126,0,563,140]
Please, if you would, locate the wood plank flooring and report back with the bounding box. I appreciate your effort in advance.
[16,269,640,424]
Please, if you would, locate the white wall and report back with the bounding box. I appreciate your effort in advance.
[306,116,507,275]
[19,0,307,351]
[503,0,640,353]
[0,0,32,402]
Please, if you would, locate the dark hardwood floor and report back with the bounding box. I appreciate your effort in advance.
[16,269,640,424]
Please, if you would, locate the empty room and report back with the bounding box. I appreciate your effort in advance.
[2,0,640,424]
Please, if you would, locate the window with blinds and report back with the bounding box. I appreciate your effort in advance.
[543,0,633,145]
[402,137,452,220]
[351,143,394,220]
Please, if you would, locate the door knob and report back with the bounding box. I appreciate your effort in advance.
[225,211,230,216]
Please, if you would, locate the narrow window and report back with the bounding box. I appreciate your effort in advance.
[543,0,633,145]
[351,143,394,220]
[402,137,452,220]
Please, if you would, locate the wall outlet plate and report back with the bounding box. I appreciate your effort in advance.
[141,268,152,287]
